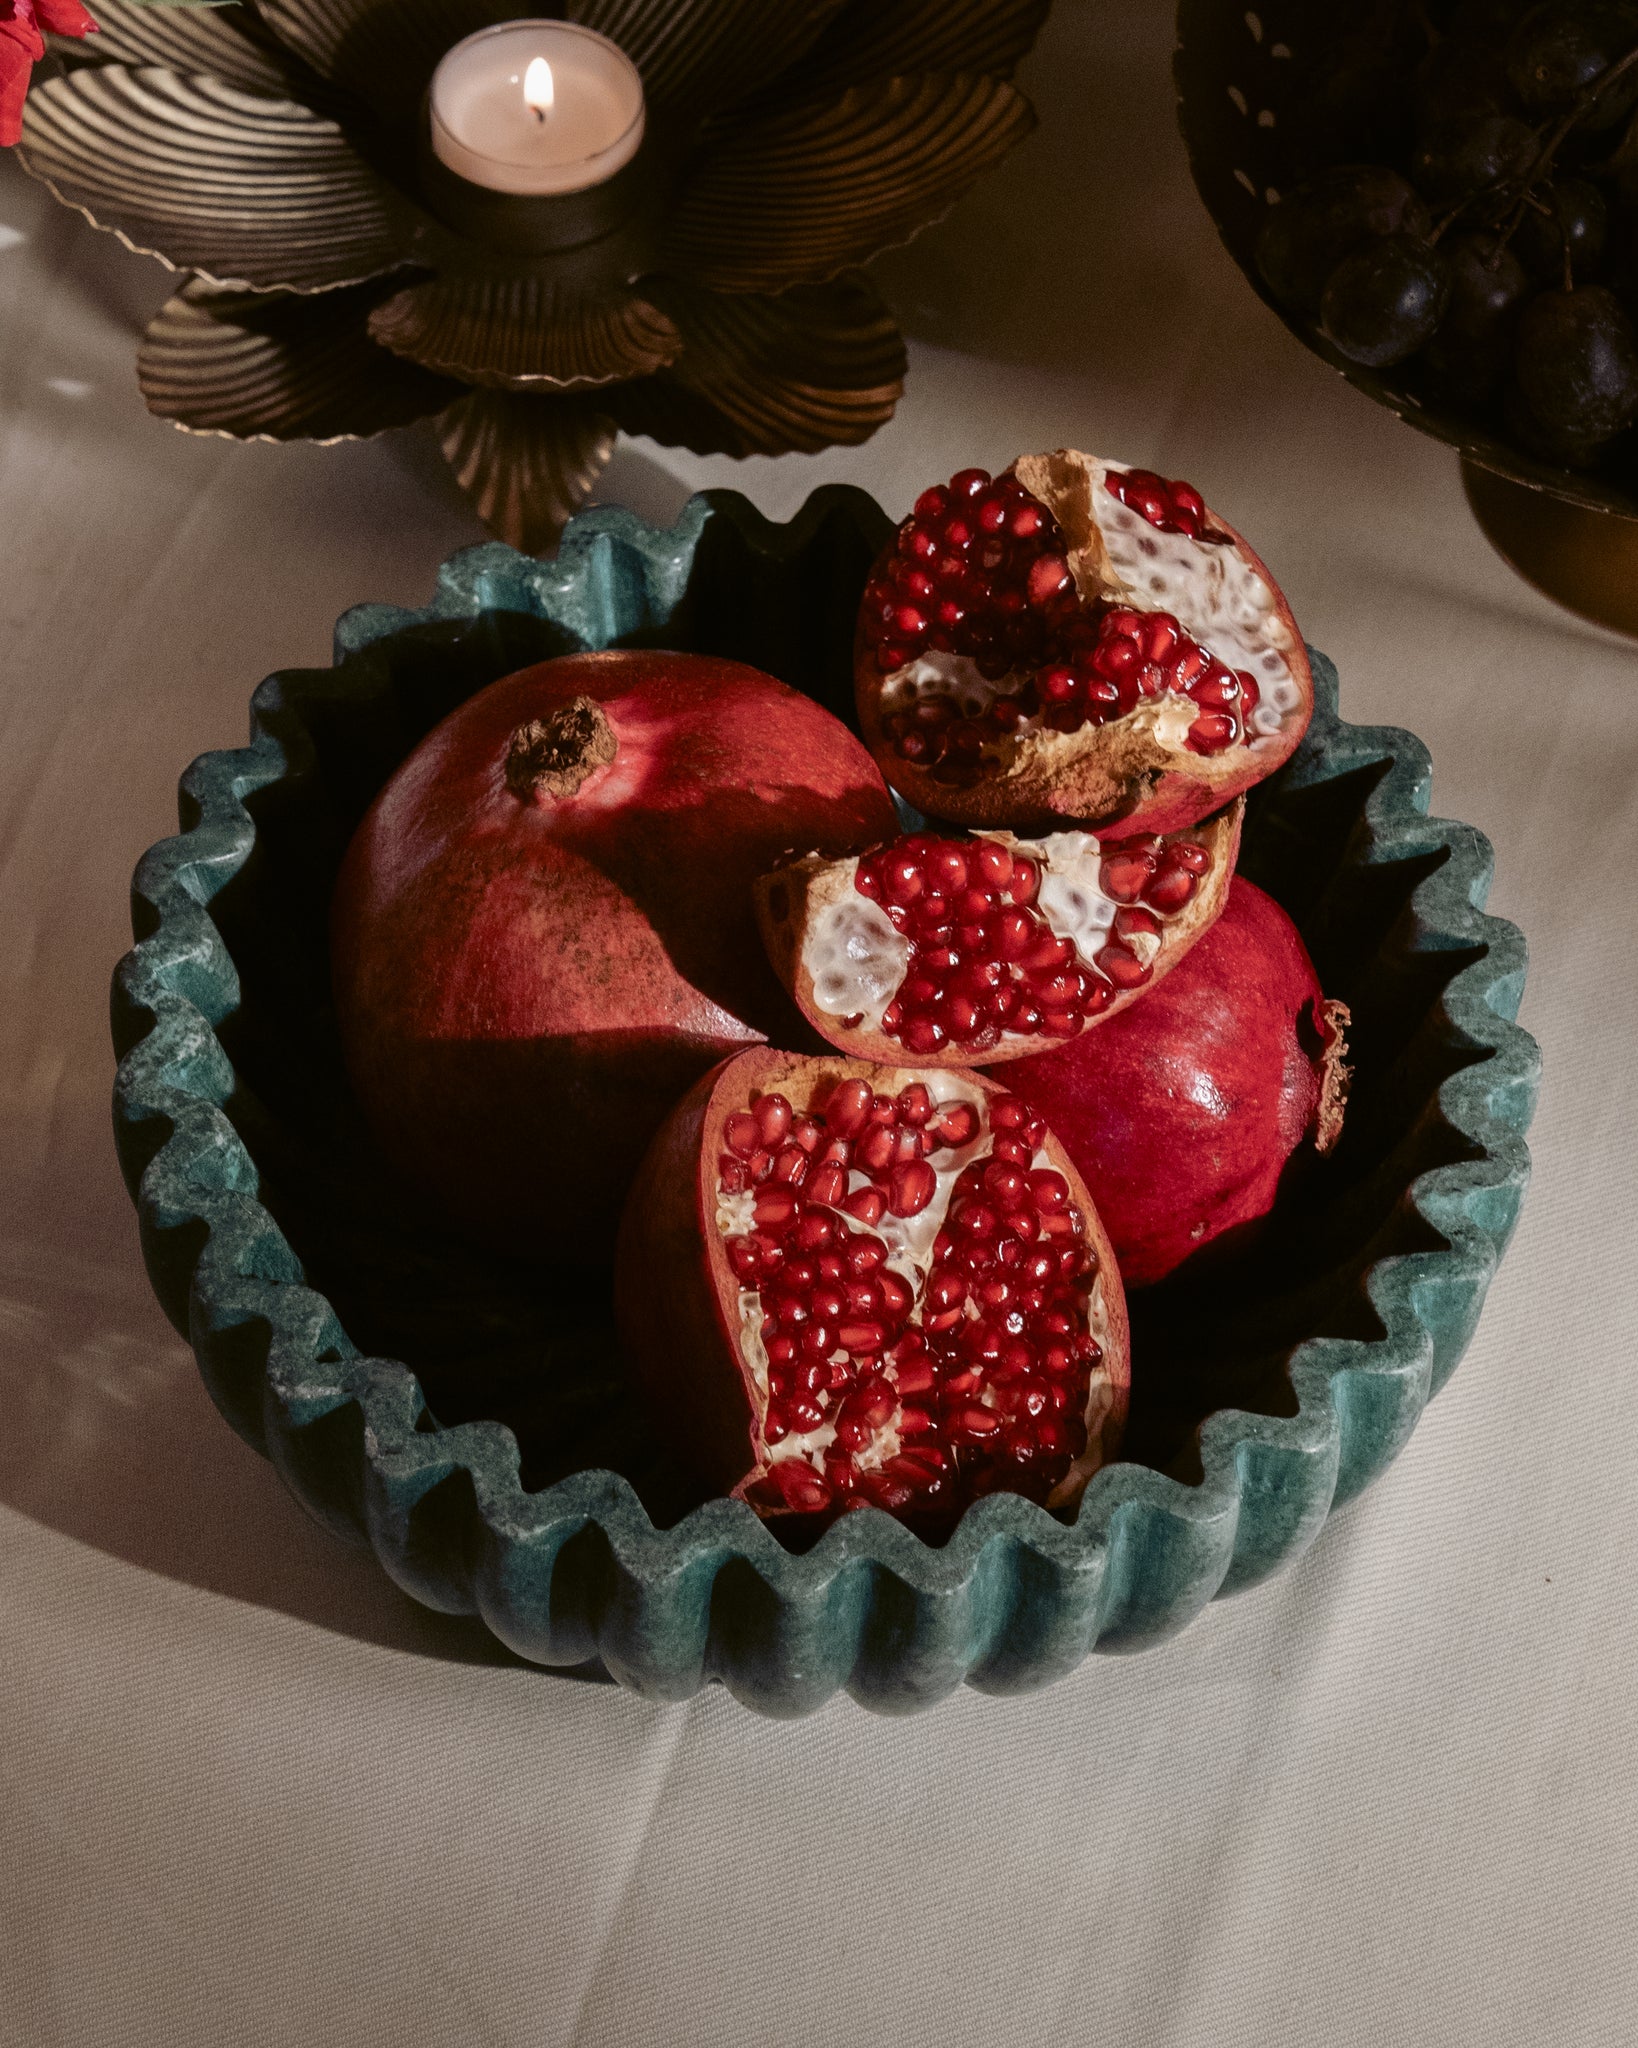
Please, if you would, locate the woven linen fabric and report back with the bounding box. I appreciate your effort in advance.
[0,3,1633,2040]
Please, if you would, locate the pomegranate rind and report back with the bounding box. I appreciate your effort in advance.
[614,1047,1131,1529]
[1004,879,1350,1287]
[331,649,899,1259]
[754,800,1244,1067]
[855,449,1313,836]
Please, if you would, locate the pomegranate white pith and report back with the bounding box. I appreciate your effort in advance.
[756,803,1242,1065]
[615,1050,1130,1529]
[855,451,1313,835]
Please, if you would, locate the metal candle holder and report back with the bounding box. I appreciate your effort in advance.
[23,0,1049,550]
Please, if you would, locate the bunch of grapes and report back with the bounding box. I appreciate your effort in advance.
[1255,0,1638,467]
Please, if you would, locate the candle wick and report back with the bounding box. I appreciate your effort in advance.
[532,103,546,123]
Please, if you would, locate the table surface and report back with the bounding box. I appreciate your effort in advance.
[3,5,1634,2043]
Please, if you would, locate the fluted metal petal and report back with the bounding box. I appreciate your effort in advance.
[245,0,515,136]
[437,388,615,552]
[18,64,423,290]
[567,0,848,124]
[610,272,904,457]
[661,73,1036,291]
[140,277,461,439]
[53,0,304,99]
[369,272,681,390]
[761,0,1050,108]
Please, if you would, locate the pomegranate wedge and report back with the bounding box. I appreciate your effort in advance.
[756,803,1242,1065]
[856,451,1312,835]
[616,1050,1129,1531]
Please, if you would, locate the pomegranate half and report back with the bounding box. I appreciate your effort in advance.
[330,651,899,1258]
[616,1049,1130,1529]
[1004,878,1350,1286]
[855,452,1312,835]
[756,802,1242,1065]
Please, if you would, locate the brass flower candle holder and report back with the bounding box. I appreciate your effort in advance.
[22,0,1048,549]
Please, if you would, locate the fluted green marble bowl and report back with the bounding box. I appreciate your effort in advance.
[110,487,1539,1716]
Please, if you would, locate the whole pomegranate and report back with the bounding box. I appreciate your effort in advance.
[331,650,899,1258]
[616,1048,1129,1530]
[1002,879,1350,1286]
[855,451,1312,836]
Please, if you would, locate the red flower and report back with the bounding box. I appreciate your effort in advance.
[2,0,94,147]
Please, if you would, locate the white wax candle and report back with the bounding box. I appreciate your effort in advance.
[429,22,645,197]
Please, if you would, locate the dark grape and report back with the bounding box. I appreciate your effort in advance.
[1412,111,1539,199]
[1322,235,1454,366]
[1423,234,1532,396]
[1283,4,1425,170]
[1505,1,1638,129]
[1257,167,1430,316]
[1513,176,1609,279]
[1503,382,1613,462]
[1415,39,1517,124]
[1512,284,1638,444]
[1440,0,1534,36]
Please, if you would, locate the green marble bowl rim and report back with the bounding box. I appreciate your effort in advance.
[109,486,1541,1711]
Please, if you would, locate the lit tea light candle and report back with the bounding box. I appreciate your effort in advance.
[429,21,645,197]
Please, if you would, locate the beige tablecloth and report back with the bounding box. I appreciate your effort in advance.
[2,6,1634,2042]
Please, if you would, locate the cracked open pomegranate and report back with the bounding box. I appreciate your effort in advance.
[331,651,898,1258]
[756,801,1242,1064]
[1003,879,1351,1286]
[855,451,1312,835]
[616,1049,1129,1529]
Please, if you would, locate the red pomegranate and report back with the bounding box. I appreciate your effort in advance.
[756,801,1242,1065]
[1003,879,1350,1286]
[330,651,899,1257]
[616,1048,1130,1530]
[855,451,1312,835]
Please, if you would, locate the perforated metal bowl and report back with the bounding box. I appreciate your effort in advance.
[1176,0,1638,518]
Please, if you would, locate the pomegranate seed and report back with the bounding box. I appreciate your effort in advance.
[757,1461,832,1513]
[845,1186,887,1226]
[724,1112,758,1158]
[897,1083,933,1125]
[893,1356,937,1397]
[888,1159,938,1216]
[754,1094,792,1148]
[856,1470,917,1512]
[975,840,1013,888]
[1099,853,1151,902]
[806,1162,847,1209]
[753,1189,798,1231]
[854,1126,894,1175]
[1096,942,1149,989]
[827,1073,876,1138]
[772,1145,809,1186]
[1144,866,1196,912]
[1187,711,1238,753]
[878,1270,912,1318]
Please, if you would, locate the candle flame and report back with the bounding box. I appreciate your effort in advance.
[523,56,553,121]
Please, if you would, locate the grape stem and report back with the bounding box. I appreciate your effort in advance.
[1426,36,1638,265]
[1494,40,1638,252]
